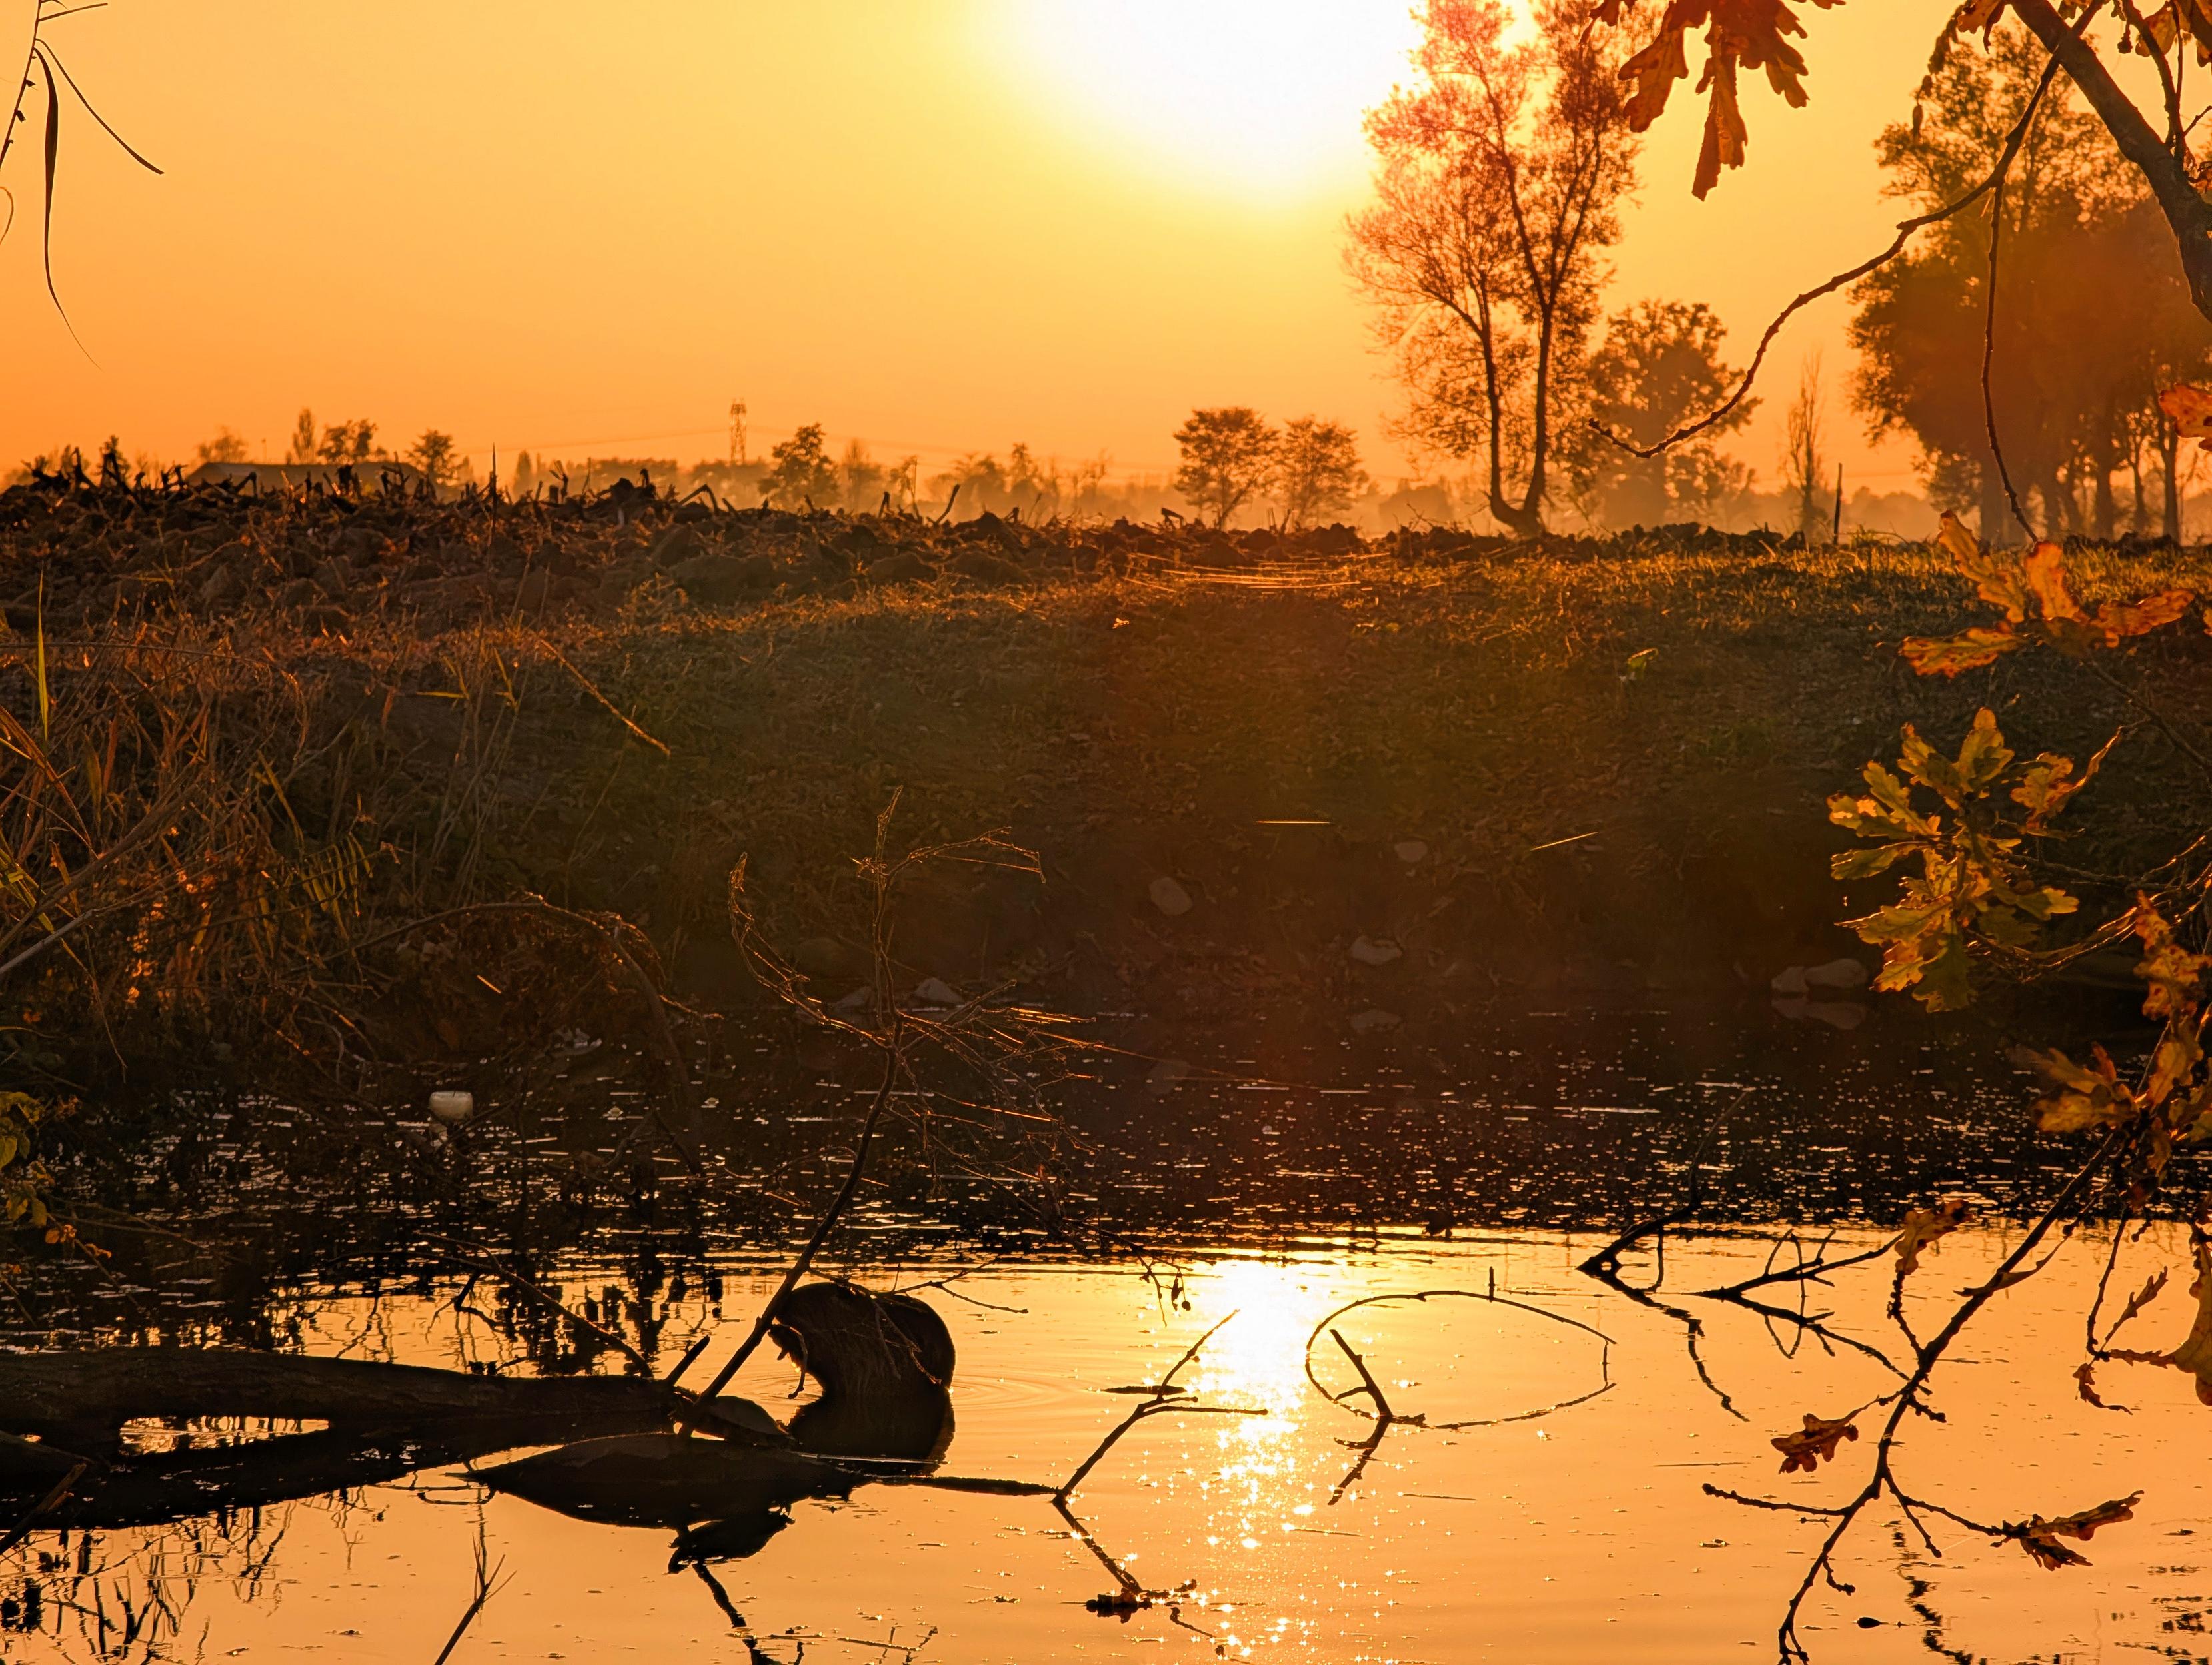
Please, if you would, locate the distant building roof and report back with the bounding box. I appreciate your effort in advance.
[186,461,426,492]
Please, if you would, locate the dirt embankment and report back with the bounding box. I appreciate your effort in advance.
[5,475,2209,1087]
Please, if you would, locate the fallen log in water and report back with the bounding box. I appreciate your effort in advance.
[10,1417,640,1532]
[0,1349,778,1445]
[0,1283,962,1540]
[0,1351,786,1532]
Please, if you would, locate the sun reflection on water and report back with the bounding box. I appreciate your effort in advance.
[1184,1257,1336,1424]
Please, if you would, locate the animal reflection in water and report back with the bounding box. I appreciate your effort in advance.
[478,1281,960,1566]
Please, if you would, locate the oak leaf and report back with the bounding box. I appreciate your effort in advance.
[2105,1269,2170,1345]
[1929,511,2024,617]
[1894,1196,1971,1274]
[2147,1023,2205,1112]
[2010,735,2116,833]
[2015,1044,2138,1134]
[1900,626,2021,676]
[2017,1492,2142,1570]
[1610,0,1843,197]
[2133,900,2212,1022]
[2176,1077,2212,1143]
[2091,589,2196,644]
[2023,542,2084,624]
[2159,384,2212,452]
[1771,1412,1859,1474]
[2073,1361,2121,1410]
[1693,53,1748,198]
[1952,0,2011,40]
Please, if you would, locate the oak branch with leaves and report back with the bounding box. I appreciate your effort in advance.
[1703,504,2212,1662]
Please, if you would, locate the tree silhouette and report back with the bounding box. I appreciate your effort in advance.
[762,424,838,509]
[1566,300,1751,527]
[1172,408,1279,528]
[1847,26,2212,539]
[408,430,459,492]
[1782,354,1829,544]
[1276,418,1369,531]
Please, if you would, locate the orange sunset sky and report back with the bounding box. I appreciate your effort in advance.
[5,1,1971,502]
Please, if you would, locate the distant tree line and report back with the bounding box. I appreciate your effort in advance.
[1166,410,1371,530]
[1344,0,2212,542]
[1847,23,2212,540]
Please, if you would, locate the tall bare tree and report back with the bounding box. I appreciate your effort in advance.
[1782,353,1829,544]
[285,409,319,467]
[1348,0,1638,538]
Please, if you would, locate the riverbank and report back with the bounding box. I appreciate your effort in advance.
[5,478,2208,1100]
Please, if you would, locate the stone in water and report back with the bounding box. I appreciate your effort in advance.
[1350,935,1404,966]
[429,1090,475,1125]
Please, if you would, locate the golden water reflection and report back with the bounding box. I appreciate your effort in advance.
[4,1230,2210,1662]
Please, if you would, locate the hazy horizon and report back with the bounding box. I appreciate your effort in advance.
[5,1,1957,504]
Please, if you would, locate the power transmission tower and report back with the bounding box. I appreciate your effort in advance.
[729,400,748,468]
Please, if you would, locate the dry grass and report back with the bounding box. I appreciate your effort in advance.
[4,480,2208,1089]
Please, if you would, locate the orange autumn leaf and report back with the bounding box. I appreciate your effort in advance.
[2147,1024,2205,1111]
[2091,588,2196,644]
[2023,542,2085,624]
[1900,626,2022,676]
[1895,1196,1972,1274]
[2017,1492,2142,1570]
[2015,1043,2139,1134]
[1932,510,2029,621]
[1772,1412,1859,1474]
[2159,384,2212,452]
[1606,0,1842,197]
[2133,899,2212,1023]
[2011,734,2117,833]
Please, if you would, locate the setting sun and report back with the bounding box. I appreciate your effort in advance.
[994,0,1422,195]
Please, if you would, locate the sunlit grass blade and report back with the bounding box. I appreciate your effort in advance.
[33,575,49,746]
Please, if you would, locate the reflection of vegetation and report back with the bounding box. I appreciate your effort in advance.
[1673,516,2212,1659]
[1302,1285,1615,1501]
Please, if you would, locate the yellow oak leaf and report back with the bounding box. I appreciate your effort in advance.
[2011,734,2116,832]
[1895,1196,1971,1274]
[2015,1044,2139,1134]
[2091,588,2195,645]
[2023,542,2085,624]
[2134,900,2212,1022]
[1933,510,2029,620]
[1901,626,2021,676]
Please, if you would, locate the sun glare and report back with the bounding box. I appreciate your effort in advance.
[998,1,1422,198]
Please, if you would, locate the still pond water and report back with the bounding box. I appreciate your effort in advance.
[3,1002,2207,1663]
